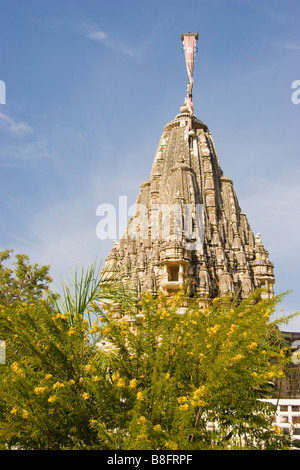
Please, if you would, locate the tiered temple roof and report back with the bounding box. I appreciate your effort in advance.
[105,34,275,301]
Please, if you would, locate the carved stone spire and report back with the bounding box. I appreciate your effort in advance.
[105,35,275,300]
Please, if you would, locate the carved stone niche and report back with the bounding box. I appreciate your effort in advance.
[203,160,212,173]
[219,271,232,295]
[206,191,215,207]
[198,130,207,143]
[160,259,190,293]
[240,272,253,297]
[200,144,210,157]
[204,176,214,190]
[207,208,217,225]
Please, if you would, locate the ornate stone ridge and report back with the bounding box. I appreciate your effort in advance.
[105,105,275,300]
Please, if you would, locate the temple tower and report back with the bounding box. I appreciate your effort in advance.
[105,33,275,300]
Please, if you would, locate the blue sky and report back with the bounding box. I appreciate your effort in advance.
[0,0,299,330]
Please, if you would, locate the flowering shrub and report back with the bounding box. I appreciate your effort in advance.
[0,252,298,449]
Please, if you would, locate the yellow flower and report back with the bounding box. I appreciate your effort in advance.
[11,362,24,376]
[179,403,189,411]
[48,395,57,403]
[11,362,19,372]
[92,376,100,382]
[263,309,271,318]
[177,396,188,404]
[34,386,46,394]
[45,374,53,380]
[153,424,162,432]
[193,385,205,398]
[111,372,120,382]
[22,410,29,419]
[129,378,137,388]
[248,342,257,350]
[191,399,206,407]
[90,325,100,334]
[10,406,18,414]
[119,317,128,327]
[165,441,178,450]
[233,354,243,362]
[207,325,221,337]
[117,378,125,388]
[52,382,64,389]
[84,364,92,373]
[137,392,144,401]
[165,373,170,380]
[82,392,90,400]
[273,424,283,435]
[137,416,147,425]
[60,313,70,320]
[68,327,76,336]
[227,324,236,337]
[160,309,171,320]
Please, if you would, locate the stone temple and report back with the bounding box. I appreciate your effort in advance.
[105,33,275,301]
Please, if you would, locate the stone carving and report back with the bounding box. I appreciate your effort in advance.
[105,106,275,300]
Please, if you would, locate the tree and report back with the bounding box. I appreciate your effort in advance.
[0,249,51,305]
[0,254,298,449]
[0,256,135,449]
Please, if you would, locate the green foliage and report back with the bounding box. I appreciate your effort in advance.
[98,288,296,450]
[50,260,136,324]
[0,253,298,450]
[0,249,51,305]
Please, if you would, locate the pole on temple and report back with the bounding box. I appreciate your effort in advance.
[181,32,198,139]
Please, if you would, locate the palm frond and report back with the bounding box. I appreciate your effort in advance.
[49,259,137,324]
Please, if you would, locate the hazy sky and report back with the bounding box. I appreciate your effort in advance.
[0,0,299,330]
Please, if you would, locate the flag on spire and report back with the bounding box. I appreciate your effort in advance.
[181,33,198,139]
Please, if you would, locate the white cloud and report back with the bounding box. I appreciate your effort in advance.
[0,112,50,165]
[85,28,142,57]
[86,30,107,42]
[0,112,33,136]
[0,134,49,165]
[270,41,300,51]
[81,22,152,58]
